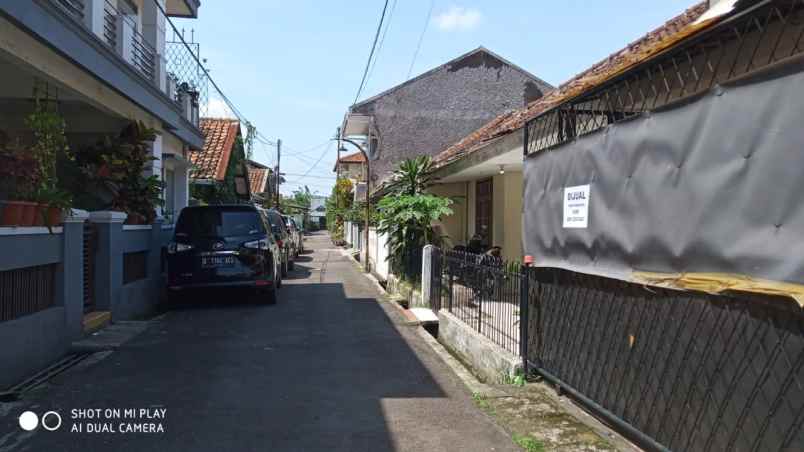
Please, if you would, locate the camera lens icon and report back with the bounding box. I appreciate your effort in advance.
[18,411,62,431]
[42,411,62,431]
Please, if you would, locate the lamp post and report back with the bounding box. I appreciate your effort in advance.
[336,137,371,273]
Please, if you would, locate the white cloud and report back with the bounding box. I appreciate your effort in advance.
[434,6,482,31]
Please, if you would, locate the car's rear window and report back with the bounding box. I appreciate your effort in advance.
[176,208,264,238]
[266,212,287,232]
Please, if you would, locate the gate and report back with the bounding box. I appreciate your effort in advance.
[82,221,97,312]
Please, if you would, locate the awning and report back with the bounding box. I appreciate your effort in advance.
[342,113,372,137]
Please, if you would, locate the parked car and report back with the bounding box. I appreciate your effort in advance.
[283,215,303,256]
[262,208,294,275]
[166,205,282,304]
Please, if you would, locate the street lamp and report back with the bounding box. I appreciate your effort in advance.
[336,138,371,273]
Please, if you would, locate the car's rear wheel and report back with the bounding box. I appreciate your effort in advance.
[288,258,295,271]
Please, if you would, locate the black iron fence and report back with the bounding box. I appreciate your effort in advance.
[526,267,804,452]
[424,247,804,451]
[431,249,524,355]
[525,0,804,156]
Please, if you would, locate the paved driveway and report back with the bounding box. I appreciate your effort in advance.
[0,232,518,452]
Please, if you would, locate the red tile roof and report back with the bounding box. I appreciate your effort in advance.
[247,161,270,194]
[192,118,241,181]
[339,151,366,163]
[333,151,366,171]
[433,1,710,167]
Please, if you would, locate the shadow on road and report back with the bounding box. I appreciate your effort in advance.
[2,282,470,452]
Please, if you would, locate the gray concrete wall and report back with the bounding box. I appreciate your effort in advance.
[92,215,167,321]
[438,310,521,384]
[0,210,170,389]
[0,307,68,388]
[0,211,87,389]
[118,278,161,320]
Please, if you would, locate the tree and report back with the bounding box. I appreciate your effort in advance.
[326,178,353,244]
[376,157,452,279]
[390,155,433,196]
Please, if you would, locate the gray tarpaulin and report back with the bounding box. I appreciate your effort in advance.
[522,61,804,286]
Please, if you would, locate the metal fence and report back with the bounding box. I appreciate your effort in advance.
[423,249,804,451]
[525,0,804,156]
[431,249,524,355]
[0,264,57,322]
[525,267,804,452]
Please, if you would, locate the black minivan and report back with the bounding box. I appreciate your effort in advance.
[166,205,282,304]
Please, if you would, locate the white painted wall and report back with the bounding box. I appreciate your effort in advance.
[367,227,390,280]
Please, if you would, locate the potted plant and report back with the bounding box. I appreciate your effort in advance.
[25,90,72,228]
[0,131,42,226]
[34,187,72,228]
[75,121,162,224]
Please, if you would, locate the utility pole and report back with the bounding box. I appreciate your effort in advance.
[335,127,341,210]
[275,138,281,208]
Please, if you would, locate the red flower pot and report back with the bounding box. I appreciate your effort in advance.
[125,213,144,225]
[20,202,38,226]
[1,201,25,226]
[33,204,46,226]
[41,205,64,227]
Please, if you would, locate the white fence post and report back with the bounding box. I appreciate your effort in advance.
[421,245,434,308]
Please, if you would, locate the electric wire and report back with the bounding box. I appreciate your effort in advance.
[365,0,398,88]
[407,0,435,80]
[353,0,390,105]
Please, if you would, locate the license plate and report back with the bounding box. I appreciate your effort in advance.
[201,256,237,268]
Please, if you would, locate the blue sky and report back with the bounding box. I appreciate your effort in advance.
[177,0,697,196]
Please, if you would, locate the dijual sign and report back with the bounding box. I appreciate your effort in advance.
[563,184,590,229]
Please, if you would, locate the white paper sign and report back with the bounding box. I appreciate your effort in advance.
[563,184,590,228]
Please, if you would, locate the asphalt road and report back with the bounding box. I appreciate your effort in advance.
[0,232,518,452]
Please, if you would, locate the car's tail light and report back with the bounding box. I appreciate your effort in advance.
[276,239,283,248]
[244,239,270,250]
[167,242,194,254]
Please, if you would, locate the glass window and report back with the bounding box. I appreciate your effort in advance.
[175,208,265,238]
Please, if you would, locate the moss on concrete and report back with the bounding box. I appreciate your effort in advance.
[472,383,624,451]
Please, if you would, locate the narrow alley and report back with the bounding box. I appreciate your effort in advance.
[0,232,518,452]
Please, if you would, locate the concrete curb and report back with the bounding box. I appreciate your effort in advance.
[415,326,508,399]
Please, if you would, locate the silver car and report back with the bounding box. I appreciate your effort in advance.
[283,215,303,257]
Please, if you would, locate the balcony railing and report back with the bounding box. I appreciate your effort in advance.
[103,0,156,83]
[46,0,203,127]
[54,0,85,21]
[47,0,159,90]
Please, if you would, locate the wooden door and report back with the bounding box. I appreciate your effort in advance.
[475,178,493,248]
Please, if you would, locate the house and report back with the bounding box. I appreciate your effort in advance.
[309,195,328,229]
[333,151,367,185]
[427,119,527,260]
[514,1,803,450]
[340,47,553,197]
[246,159,274,204]
[0,0,203,388]
[191,118,251,204]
